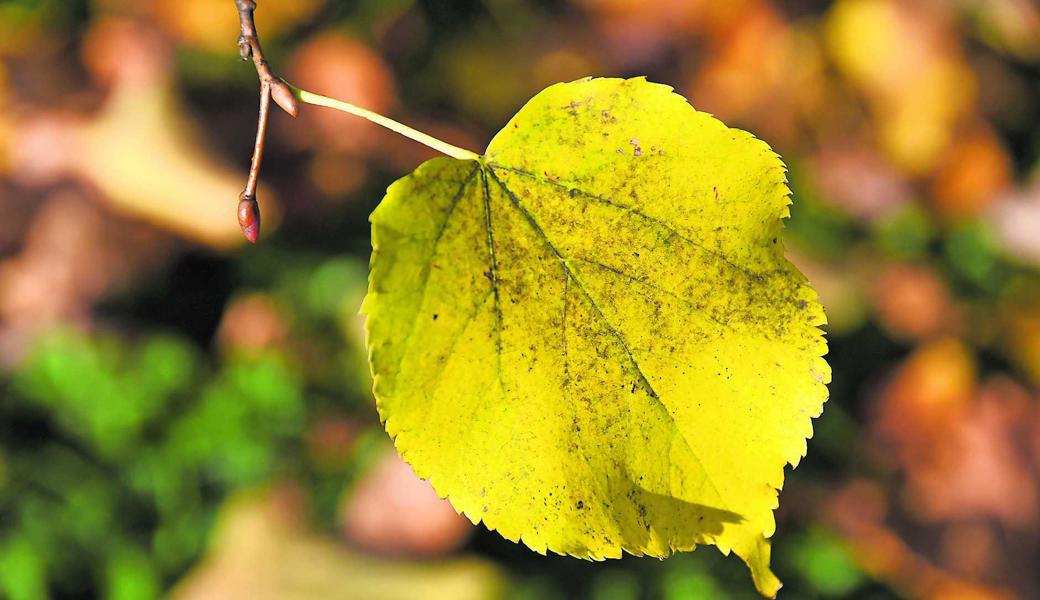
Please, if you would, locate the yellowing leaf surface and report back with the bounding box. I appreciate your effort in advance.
[362,77,829,597]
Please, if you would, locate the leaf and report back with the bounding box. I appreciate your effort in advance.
[362,77,829,597]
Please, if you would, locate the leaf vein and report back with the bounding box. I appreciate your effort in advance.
[490,164,766,282]
[481,168,506,388]
[486,166,658,401]
[385,165,479,382]
[487,164,731,515]
[569,255,735,334]
[425,289,496,401]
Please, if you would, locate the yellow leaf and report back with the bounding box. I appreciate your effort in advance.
[362,77,829,597]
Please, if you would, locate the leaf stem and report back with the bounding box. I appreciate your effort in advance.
[291,86,481,162]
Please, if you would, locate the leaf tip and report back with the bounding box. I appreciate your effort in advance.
[745,536,783,598]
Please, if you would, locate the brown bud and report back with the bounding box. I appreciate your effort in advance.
[237,36,252,61]
[270,79,299,118]
[238,194,261,244]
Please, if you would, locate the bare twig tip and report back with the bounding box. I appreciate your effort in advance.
[238,194,261,244]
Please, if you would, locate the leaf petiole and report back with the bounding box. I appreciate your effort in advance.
[290,85,482,162]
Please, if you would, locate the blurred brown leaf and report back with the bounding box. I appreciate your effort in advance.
[10,19,279,247]
[0,191,171,363]
[288,33,396,155]
[930,126,1011,220]
[150,0,325,54]
[173,487,503,600]
[687,3,828,145]
[871,263,958,342]
[216,293,289,354]
[875,338,976,440]
[824,0,976,175]
[342,450,472,558]
[897,376,1039,528]
[825,480,1017,600]
[811,145,912,221]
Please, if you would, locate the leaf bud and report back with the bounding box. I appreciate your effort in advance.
[270,79,299,118]
[238,194,261,244]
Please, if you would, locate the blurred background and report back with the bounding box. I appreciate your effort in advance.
[0,0,1039,598]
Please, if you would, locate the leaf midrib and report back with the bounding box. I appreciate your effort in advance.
[484,165,659,401]
[482,163,730,517]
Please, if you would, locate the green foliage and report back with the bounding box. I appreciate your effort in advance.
[943,220,1006,292]
[786,530,863,597]
[872,205,935,260]
[0,331,307,600]
[785,164,859,260]
[15,333,196,458]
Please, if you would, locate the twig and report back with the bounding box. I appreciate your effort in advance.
[232,0,480,243]
[234,0,297,243]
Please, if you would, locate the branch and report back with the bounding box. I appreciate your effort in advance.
[234,0,297,243]
[231,1,480,243]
